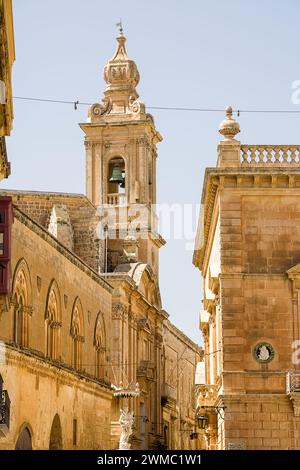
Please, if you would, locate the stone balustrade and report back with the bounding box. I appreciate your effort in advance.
[241,145,300,166]
[286,370,300,394]
[107,193,127,205]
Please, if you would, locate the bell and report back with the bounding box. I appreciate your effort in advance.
[109,165,124,184]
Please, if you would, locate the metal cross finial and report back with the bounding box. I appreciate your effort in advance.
[116,19,123,35]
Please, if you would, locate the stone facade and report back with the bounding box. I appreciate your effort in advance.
[0,206,113,449]
[0,33,201,450]
[0,0,15,179]
[193,107,300,450]
[162,320,203,450]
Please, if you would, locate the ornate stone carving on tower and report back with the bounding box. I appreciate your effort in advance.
[80,32,165,275]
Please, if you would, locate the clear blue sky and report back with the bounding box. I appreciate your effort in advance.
[2,0,300,342]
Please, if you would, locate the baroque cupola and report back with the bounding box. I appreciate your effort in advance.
[88,32,145,120]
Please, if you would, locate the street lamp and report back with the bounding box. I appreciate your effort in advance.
[196,414,209,430]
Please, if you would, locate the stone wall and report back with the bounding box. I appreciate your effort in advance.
[1,190,105,272]
[0,208,113,449]
[0,347,112,450]
[218,188,300,449]
[162,320,202,450]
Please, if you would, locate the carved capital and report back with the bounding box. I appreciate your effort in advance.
[137,137,150,148]
[112,302,127,320]
[155,332,163,343]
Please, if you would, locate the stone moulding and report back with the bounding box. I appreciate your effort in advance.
[3,343,113,397]
[193,167,300,271]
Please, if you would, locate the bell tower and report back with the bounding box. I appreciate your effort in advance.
[80,32,165,274]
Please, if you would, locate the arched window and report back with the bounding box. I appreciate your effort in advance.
[49,413,63,450]
[12,259,32,348]
[70,298,84,371]
[94,312,106,381]
[45,281,62,361]
[107,156,126,205]
[15,425,32,450]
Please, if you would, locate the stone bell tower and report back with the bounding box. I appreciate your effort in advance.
[80,32,165,274]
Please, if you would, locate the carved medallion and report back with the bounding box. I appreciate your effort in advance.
[253,342,274,363]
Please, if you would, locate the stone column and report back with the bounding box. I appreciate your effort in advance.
[85,141,93,201]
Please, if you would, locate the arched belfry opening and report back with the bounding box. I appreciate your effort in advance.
[107,157,126,205]
[49,414,63,450]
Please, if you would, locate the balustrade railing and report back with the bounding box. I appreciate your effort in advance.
[107,193,127,205]
[241,145,300,166]
[286,370,300,393]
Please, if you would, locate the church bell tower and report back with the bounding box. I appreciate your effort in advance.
[80,32,165,275]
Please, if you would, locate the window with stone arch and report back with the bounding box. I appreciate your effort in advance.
[45,280,62,361]
[70,298,84,371]
[94,312,106,381]
[11,259,32,348]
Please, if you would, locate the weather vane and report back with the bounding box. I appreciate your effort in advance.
[116,19,123,35]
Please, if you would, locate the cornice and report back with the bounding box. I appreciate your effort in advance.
[193,166,300,271]
[164,319,202,353]
[4,343,112,397]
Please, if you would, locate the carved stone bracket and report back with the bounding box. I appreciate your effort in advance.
[288,393,300,417]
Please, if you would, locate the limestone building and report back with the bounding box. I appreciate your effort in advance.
[0,32,201,450]
[0,0,15,180]
[193,107,300,450]
[162,319,203,450]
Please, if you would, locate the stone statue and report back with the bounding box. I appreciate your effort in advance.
[258,345,270,361]
[119,406,135,450]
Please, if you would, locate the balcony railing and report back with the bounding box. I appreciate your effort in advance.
[107,193,127,205]
[0,389,10,436]
[286,370,300,393]
[241,145,300,166]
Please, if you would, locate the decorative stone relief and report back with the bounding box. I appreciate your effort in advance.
[253,342,274,363]
[88,100,112,120]
[112,302,127,320]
